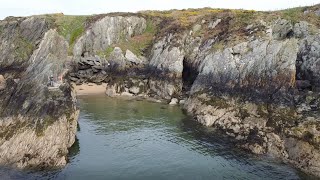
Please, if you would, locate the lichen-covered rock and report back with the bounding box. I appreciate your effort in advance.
[294,21,310,38]
[0,29,79,169]
[0,16,49,71]
[191,39,298,100]
[272,19,293,40]
[1,8,320,177]
[149,35,185,77]
[125,49,143,64]
[297,34,320,87]
[108,47,127,71]
[73,16,146,57]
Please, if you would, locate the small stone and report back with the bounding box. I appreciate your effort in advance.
[121,92,133,97]
[208,19,221,29]
[245,24,254,30]
[169,98,178,105]
[192,24,202,32]
[125,49,141,64]
[129,86,140,95]
[179,99,186,105]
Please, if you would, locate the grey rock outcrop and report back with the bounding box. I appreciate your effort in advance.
[0,21,78,169]
[108,47,127,71]
[149,35,185,77]
[191,39,298,97]
[294,21,310,38]
[2,8,320,177]
[297,34,320,87]
[125,49,143,64]
[272,19,293,40]
[0,16,49,71]
[73,16,146,57]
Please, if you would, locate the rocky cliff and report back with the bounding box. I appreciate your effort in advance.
[1,4,320,176]
[0,17,78,169]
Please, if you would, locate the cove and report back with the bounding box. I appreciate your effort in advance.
[0,95,312,179]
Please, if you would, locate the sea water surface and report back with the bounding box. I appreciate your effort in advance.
[0,95,312,179]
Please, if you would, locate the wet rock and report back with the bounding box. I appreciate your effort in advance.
[169,98,178,105]
[179,99,186,105]
[121,92,133,97]
[129,86,140,95]
[106,84,118,97]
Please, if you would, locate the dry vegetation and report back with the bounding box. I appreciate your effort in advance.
[37,4,319,56]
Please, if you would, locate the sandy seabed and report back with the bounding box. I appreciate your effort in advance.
[74,83,107,96]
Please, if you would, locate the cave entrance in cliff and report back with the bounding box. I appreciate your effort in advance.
[182,58,198,92]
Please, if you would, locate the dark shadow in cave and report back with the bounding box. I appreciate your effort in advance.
[182,58,198,92]
[296,52,313,91]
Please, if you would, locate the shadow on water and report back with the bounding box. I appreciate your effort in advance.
[68,137,80,161]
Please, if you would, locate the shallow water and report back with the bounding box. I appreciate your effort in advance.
[0,95,312,179]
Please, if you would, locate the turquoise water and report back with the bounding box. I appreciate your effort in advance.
[0,95,311,179]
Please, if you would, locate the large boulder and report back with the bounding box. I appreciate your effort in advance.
[272,19,293,40]
[108,47,127,71]
[294,21,310,38]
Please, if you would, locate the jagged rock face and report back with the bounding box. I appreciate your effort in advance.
[149,35,185,77]
[191,39,298,103]
[0,17,49,72]
[43,12,320,177]
[297,34,320,87]
[73,16,146,57]
[1,9,320,177]
[294,21,310,38]
[272,19,293,40]
[0,19,78,169]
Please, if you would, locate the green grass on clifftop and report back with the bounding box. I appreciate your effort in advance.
[51,14,89,55]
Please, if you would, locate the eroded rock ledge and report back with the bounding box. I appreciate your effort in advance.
[1,5,320,177]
